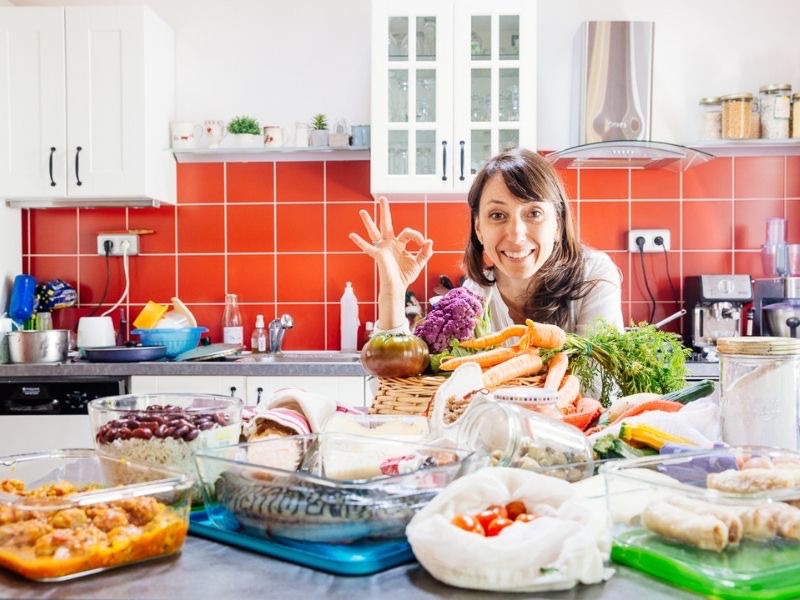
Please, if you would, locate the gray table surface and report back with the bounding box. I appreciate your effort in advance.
[0,534,703,600]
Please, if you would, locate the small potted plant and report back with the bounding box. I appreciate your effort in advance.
[309,113,329,147]
[227,115,262,147]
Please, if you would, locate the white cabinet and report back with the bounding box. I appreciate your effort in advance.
[370,0,536,195]
[0,6,175,205]
[130,376,246,401]
[245,377,367,408]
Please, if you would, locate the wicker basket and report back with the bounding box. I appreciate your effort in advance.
[370,374,544,416]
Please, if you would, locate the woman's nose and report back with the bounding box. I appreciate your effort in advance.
[506,217,527,241]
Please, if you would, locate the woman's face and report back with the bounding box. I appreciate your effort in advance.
[474,173,559,284]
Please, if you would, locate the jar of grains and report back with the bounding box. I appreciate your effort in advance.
[721,92,753,139]
[792,92,800,139]
[749,98,761,139]
[699,96,722,140]
[759,83,792,139]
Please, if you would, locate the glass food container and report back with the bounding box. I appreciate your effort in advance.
[759,83,792,139]
[698,96,722,140]
[0,448,192,581]
[793,92,800,139]
[456,398,594,482]
[721,92,753,139]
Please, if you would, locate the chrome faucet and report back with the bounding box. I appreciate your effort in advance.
[268,313,294,352]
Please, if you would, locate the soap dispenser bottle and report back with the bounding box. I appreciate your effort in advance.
[251,314,267,353]
[340,282,359,352]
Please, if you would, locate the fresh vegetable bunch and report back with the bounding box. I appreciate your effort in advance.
[414,287,488,353]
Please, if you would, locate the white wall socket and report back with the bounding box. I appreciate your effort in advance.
[97,234,139,256]
[628,229,671,253]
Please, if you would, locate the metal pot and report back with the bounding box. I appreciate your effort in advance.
[764,300,800,338]
[7,329,69,364]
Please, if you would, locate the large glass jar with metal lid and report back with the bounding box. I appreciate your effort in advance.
[721,93,753,140]
[698,96,722,140]
[759,83,792,139]
[456,397,594,482]
[717,336,800,450]
[793,92,800,139]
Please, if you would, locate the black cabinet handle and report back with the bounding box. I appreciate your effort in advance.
[49,147,56,187]
[74,146,83,186]
[255,386,263,405]
[441,140,447,181]
[459,140,465,181]
[229,386,237,397]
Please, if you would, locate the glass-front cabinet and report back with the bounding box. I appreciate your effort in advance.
[371,0,536,195]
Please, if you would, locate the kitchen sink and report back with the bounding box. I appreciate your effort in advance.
[245,351,361,363]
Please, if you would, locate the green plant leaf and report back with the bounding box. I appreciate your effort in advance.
[311,113,328,130]
[228,115,261,135]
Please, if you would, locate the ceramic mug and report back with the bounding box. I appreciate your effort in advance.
[263,125,285,147]
[294,122,311,147]
[203,120,226,147]
[77,316,116,349]
[352,125,371,148]
[171,121,202,149]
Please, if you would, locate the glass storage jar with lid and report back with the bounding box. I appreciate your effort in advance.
[721,92,753,139]
[698,96,722,140]
[793,92,800,139]
[759,83,792,139]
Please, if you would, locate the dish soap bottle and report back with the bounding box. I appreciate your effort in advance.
[222,293,243,344]
[340,282,359,352]
[251,314,267,353]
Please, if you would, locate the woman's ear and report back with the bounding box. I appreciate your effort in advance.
[474,218,482,245]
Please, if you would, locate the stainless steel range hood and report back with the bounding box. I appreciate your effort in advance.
[545,21,713,172]
[6,197,165,209]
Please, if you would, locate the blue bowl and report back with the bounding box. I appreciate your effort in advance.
[132,326,208,358]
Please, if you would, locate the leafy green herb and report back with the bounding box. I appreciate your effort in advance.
[564,320,691,408]
[228,115,261,135]
[428,339,479,373]
[310,113,328,130]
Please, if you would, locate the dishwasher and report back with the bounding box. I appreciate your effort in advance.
[0,377,126,455]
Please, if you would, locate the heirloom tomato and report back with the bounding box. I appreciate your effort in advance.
[360,332,430,377]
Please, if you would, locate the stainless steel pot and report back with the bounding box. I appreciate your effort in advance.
[7,329,69,364]
[763,300,800,337]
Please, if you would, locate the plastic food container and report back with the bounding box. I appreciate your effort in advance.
[721,92,753,139]
[321,413,431,440]
[89,393,243,500]
[132,326,207,357]
[193,433,476,544]
[132,300,168,329]
[0,448,192,581]
[602,446,800,600]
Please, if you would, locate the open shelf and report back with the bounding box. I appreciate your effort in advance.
[172,146,370,163]
[691,139,800,157]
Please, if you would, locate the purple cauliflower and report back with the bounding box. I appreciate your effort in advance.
[414,287,484,352]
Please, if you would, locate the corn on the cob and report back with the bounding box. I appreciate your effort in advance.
[618,422,697,450]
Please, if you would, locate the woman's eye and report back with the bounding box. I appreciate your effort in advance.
[488,211,505,221]
[528,209,544,219]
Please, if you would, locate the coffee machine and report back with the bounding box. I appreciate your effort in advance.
[683,275,752,359]
[751,277,800,335]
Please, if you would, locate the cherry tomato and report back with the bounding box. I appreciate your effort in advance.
[505,500,527,521]
[515,512,539,523]
[360,332,430,377]
[485,516,514,537]
[474,504,509,531]
[451,513,485,535]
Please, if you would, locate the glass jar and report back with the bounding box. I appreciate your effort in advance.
[721,92,753,140]
[456,398,594,482]
[759,83,792,139]
[793,92,800,139]
[749,98,761,139]
[698,96,722,140]
[717,337,800,450]
[222,293,243,345]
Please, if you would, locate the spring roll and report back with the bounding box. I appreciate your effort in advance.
[642,501,729,552]
[737,502,800,542]
[707,468,795,494]
[665,496,742,545]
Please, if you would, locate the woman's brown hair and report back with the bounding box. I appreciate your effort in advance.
[463,148,596,327]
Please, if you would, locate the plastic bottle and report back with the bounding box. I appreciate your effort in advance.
[222,293,243,344]
[340,282,359,352]
[8,274,37,323]
[251,314,267,353]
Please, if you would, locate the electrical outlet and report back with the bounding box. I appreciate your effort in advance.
[628,229,671,253]
[96,234,139,256]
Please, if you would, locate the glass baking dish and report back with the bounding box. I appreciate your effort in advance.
[193,433,477,544]
[601,446,800,599]
[0,448,193,581]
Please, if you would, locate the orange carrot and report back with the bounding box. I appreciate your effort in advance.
[543,351,569,391]
[610,399,684,425]
[481,351,543,389]
[556,374,582,409]
[438,347,518,371]
[525,319,567,349]
[459,324,527,349]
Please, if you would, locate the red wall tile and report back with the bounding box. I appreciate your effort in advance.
[683,157,732,199]
[227,254,274,303]
[128,255,176,303]
[275,162,324,201]
[733,199,785,248]
[227,204,274,252]
[29,208,77,254]
[78,208,127,254]
[177,205,225,253]
[276,254,324,302]
[580,201,628,250]
[683,200,732,250]
[326,161,372,201]
[177,255,224,303]
[177,163,224,203]
[427,202,470,251]
[277,303,325,350]
[579,169,628,199]
[631,200,681,250]
[734,156,784,199]
[326,254,375,302]
[326,202,373,252]
[276,204,324,252]
[227,162,274,202]
[129,206,177,254]
[631,168,680,199]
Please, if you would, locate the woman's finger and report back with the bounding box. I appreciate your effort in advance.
[377,196,396,239]
[396,227,428,247]
[349,232,376,253]
[358,208,382,242]
[415,239,434,267]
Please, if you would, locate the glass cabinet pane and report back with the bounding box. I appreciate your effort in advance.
[498,68,519,122]
[388,17,408,61]
[416,130,435,175]
[471,129,491,174]
[471,69,491,122]
[471,16,490,60]
[500,15,519,60]
[388,70,409,122]
[499,129,519,152]
[416,69,436,122]
[388,130,409,175]
[416,16,436,61]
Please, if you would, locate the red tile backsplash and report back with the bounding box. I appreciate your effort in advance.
[20,157,800,349]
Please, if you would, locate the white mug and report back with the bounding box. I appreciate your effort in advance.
[170,121,202,149]
[294,122,311,147]
[263,125,285,147]
[77,316,116,349]
[203,120,226,147]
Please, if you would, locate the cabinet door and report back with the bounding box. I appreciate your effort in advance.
[452,0,536,192]
[371,0,454,193]
[130,376,246,401]
[0,8,67,197]
[65,7,146,197]
[246,377,366,408]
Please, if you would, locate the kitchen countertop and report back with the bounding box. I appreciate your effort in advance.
[0,534,702,599]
